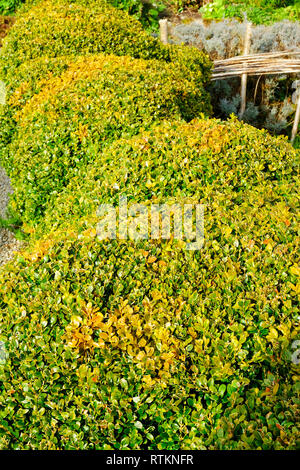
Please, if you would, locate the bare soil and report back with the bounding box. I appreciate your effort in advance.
[0,16,14,46]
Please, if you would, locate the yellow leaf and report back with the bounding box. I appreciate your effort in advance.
[71,315,82,327]
[98,332,109,341]
[290,265,300,277]
[111,336,119,346]
[145,346,154,356]
[136,351,145,361]
[139,338,147,348]
[158,260,167,267]
[151,290,162,301]
[142,375,155,387]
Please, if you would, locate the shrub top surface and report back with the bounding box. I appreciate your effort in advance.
[0,117,299,449]
[1,53,211,223]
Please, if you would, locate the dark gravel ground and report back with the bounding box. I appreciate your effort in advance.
[0,15,23,267]
[0,167,23,267]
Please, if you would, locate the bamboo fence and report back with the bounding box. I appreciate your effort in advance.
[212,51,300,80]
[212,50,300,142]
[159,20,300,142]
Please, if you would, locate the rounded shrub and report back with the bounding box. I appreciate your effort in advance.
[0,44,211,116]
[0,118,299,449]
[0,0,211,85]
[36,115,300,236]
[1,53,211,223]
[0,0,167,77]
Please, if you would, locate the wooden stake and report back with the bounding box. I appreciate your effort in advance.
[291,90,300,144]
[159,19,168,45]
[254,74,262,104]
[240,22,252,118]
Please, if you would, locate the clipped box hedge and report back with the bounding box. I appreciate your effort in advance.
[0,118,299,449]
[0,0,299,452]
[44,116,300,229]
[0,0,167,76]
[0,0,211,86]
[0,0,212,226]
[1,53,211,223]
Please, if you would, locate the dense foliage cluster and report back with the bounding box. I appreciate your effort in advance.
[168,0,204,11]
[0,0,168,77]
[0,0,22,15]
[0,0,299,450]
[107,0,166,32]
[0,0,213,82]
[200,0,300,25]
[1,53,211,223]
[0,0,165,29]
[0,117,299,449]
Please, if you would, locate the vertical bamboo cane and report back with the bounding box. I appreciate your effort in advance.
[240,22,252,118]
[291,90,300,144]
[159,19,168,45]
